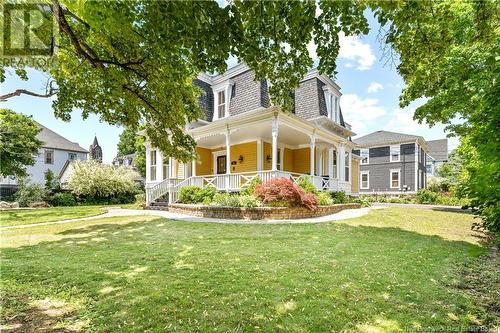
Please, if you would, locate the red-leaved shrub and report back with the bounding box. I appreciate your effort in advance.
[253,178,318,210]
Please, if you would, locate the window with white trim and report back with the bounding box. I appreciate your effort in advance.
[276,148,282,171]
[390,145,400,162]
[150,150,157,181]
[344,152,350,182]
[68,152,77,160]
[390,169,400,189]
[361,171,369,189]
[323,87,340,123]
[360,149,369,164]
[217,90,225,119]
[44,150,54,164]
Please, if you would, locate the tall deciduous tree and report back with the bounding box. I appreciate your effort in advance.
[0,109,43,178]
[1,1,498,229]
[117,127,138,156]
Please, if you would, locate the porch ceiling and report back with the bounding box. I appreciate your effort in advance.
[195,121,327,149]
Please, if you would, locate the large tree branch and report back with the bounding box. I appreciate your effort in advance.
[0,88,58,101]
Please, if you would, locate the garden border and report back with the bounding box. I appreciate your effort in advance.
[165,203,361,220]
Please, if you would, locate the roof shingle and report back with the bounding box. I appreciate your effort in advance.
[35,122,88,153]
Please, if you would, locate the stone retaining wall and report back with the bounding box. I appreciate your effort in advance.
[166,203,361,220]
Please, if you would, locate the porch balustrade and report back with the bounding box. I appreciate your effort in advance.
[146,170,347,205]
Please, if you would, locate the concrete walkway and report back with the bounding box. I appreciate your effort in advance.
[1,206,386,230]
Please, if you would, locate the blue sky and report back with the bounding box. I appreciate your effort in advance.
[1,12,456,163]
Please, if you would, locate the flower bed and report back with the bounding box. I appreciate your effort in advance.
[166,203,361,220]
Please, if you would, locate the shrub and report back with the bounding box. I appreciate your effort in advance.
[238,194,260,208]
[15,180,48,207]
[210,192,241,207]
[332,191,347,204]
[179,185,217,204]
[49,192,77,206]
[135,193,145,205]
[254,178,318,210]
[296,176,318,194]
[44,169,59,192]
[178,186,202,204]
[350,196,371,207]
[241,176,262,195]
[416,189,439,204]
[67,160,139,199]
[317,191,334,206]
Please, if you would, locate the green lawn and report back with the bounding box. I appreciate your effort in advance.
[0,206,106,227]
[0,208,496,332]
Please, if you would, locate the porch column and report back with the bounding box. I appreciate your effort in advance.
[257,138,263,171]
[338,144,345,182]
[328,147,334,179]
[169,157,174,178]
[309,134,316,176]
[145,144,151,183]
[225,127,231,174]
[271,115,279,171]
[156,151,163,182]
[191,158,197,177]
[224,127,231,190]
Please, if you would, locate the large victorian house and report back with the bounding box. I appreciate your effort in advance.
[144,64,361,205]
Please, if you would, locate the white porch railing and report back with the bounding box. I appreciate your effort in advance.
[146,170,350,205]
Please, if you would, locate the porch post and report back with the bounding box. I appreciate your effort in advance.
[271,115,279,171]
[309,134,316,176]
[156,151,163,182]
[338,144,345,182]
[328,147,334,179]
[225,127,231,190]
[169,157,174,178]
[191,159,196,177]
[257,138,263,171]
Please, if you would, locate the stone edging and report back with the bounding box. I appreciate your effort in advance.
[166,203,361,220]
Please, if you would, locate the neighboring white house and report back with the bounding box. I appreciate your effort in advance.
[426,139,448,178]
[0,122,88,193]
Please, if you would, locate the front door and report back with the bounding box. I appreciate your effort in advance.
[216,155,226,174]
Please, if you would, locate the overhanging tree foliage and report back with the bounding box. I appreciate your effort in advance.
[117,127,138,157]
[1,0,498,229]
[0,109,43,178]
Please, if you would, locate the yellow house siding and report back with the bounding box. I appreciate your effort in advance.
[196,147,212,176]
[351,159,359,193]
[176,161,185,179]
[263,142,272,170]
[283,148,294,171]
[229,141,257,173]
[293,148,311,174]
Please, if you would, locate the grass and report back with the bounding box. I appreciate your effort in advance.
[0,207,496,332]
[0,206,106,227]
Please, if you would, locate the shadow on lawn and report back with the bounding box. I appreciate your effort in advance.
[0,217,493,332]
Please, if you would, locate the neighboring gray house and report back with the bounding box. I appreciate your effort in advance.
[0,122,88,195]
[353,131,429,194]
[426,139,448,178]
[113,153,138,170]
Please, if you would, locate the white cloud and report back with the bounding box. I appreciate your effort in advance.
[307,33,375,71]
[340,94,386,134]
[367,82,383,93]
[338,33,376,71]
[383,107,428,134]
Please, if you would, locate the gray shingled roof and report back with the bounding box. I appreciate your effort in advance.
[353,130,425,147]
[36,122,88,153]
[427,139,448,161]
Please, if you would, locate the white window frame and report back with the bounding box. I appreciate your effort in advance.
[322,86,340,123]
[360,149,369,165]
[150,150,157,182]
[44,149,54,165]
[162,158,169,180]
[68,152,77,160]
[216,90,226,119]
[360,171,370,189]
[390,168,401,189]
[212,80,234,121]
[390,145,400,162]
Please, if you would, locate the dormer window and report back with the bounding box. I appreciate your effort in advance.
[323,86,340,124]
[212,80,234,121]
[217,90,225,118]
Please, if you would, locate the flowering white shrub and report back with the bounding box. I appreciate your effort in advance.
[67,160,139,198]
